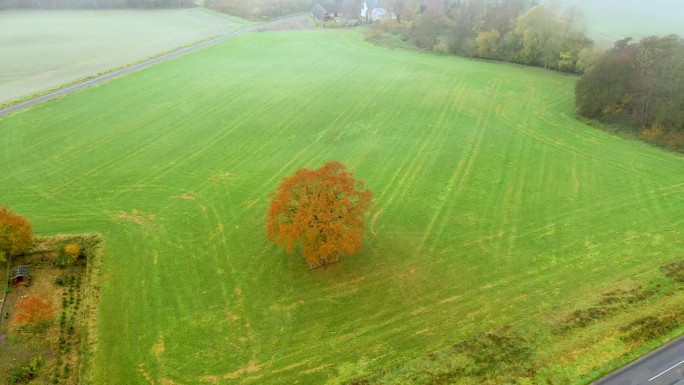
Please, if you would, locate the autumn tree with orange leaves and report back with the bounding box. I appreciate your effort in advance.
[0,206,33,263]
[267,161,373,269]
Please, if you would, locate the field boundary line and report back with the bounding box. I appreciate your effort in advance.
[0,15,301,118]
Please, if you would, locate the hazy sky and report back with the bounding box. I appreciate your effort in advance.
[561,0,684,46]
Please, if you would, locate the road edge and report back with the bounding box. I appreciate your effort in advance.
[590,333,684,384]
[0,14,306,118]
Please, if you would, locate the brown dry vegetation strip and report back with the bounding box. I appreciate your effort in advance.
[661,260,684,282]
[554,259,684,335]
[342,259,684,385]
[554,285,660,333]
[344,326,537,385]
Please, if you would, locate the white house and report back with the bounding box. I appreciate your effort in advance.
[360,0,393,22]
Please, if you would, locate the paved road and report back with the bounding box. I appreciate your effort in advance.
[593,335,684,385]
[0,18,285,117]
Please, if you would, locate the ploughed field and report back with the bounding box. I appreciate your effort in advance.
[1,29,683,384]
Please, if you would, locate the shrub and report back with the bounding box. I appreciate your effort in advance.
[620,311,684,343]
[7,355,43,384]
[64,243,80,257]
[55,275,77,286]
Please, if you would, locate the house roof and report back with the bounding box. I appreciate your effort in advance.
[11,265,29,279]
[312,3,327,20]
[322,3,343,13]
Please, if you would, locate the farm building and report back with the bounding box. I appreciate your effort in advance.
[312,3,328,20]
[312,3,350,21]
[10,265,30,286]
[361,0,393,22]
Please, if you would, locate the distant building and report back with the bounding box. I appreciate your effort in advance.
[360,0,393,22]
[312,3,328,21]
[312,3,348,21]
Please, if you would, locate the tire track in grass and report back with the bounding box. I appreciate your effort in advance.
[434,85,684,258]
[110,83,307,209]
[495,96,682,232]
[112,110,274,196]
[421,81,498,254]
[150,79,334,212]
[149,204,257,379]
[203,203,261,365]
[373,79,466,226]
[388,85,467,207]
[238,89,392,209]
[457,180,684,253]
[504,92,671,182]
[44,103,180,198]
[44,63,268,205]
[497,137,532,263]
[369,86,455,205]
[6,112,156,199]
[231,70,373,211]
[347,80,455,222]
[341,79,408,172]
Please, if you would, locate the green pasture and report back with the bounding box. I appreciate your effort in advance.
[0,9,247,104]
[1,29,683,384]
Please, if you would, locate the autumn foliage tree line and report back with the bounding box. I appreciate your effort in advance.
[365,0,594,74]
[576,35,684,151]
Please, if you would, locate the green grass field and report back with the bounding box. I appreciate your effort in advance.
[0,9,247,104]
[1,29,683,384]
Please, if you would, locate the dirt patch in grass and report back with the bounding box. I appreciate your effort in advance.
[224,360,261,379]
[180,193,195,200]
[0,234,102,385]
[661,260,684,282]
[117,209,155,224]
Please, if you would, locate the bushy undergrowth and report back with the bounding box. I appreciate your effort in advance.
[661,260,684,282]
[555,285,658,333]
[620,310,684,343]
[342,327,537,385]
[7,355,43,384]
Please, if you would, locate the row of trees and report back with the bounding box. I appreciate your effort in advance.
[576,35,684,151]
[0,0,194,9]
[368,0,595,74]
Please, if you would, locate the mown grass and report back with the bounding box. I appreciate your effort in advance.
[0,29,683,384]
